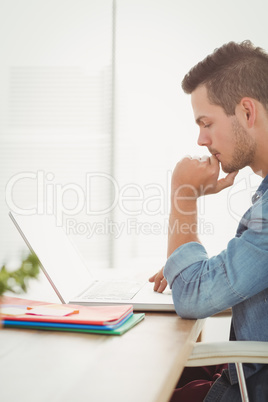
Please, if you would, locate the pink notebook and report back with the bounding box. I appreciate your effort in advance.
[1,296,133,326]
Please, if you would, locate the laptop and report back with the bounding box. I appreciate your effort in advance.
[9,212,175,311]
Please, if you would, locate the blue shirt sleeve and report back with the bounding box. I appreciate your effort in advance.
[164,195,268,319]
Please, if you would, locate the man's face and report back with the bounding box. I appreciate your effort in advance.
[191,85,257,173]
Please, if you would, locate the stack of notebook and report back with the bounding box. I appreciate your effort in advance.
[0,296,145,335]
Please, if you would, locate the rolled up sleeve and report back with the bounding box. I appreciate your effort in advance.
[164,197,268,319]
[164,242,208,288]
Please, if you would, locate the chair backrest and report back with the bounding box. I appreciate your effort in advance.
[186,341,268,402]
[186,341,268,366]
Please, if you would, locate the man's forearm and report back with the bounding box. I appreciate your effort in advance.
[149,156,237,293]
[167,198,200,258]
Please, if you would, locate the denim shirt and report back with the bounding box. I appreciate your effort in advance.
[164,174,268,401]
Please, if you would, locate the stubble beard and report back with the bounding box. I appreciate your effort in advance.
[221,118,257,173]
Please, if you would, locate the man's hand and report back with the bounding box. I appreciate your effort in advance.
[171,155,238,199]
[149,267,168,293]
[149,155,238,293]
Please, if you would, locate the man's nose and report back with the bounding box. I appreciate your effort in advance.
[197,129,212,147]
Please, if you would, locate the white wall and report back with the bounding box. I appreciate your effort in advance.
[113,0,266,269]
[1,0,267,273]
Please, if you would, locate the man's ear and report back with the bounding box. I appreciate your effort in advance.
[237,97,256,128]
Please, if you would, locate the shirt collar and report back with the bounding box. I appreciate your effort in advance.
[252,174,268,204]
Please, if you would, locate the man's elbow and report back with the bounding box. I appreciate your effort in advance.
[171,279,212,319]
[173,303,209,319]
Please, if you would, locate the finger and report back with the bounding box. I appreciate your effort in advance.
[153,273,164,291]
[209,154,220,166]
[216,170,239,192]
[151,270,165,291]
[149,268,164,283]
[148,274,157,282]
[157,278,168,293]
[200,155,210,162]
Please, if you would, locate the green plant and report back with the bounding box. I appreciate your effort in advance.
[0,252,39,297]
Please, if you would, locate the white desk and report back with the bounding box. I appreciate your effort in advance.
[0,310,204,402]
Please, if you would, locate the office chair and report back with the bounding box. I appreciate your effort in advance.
[186,341,268,402]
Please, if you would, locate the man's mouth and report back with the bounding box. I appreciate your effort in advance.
[208,148,220,159]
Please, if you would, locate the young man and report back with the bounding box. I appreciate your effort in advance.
[149,40,268,401]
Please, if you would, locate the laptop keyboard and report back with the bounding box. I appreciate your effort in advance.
[81,280,144,300]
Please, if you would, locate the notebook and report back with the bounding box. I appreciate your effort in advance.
[1,296,145,335]
[9,212,174,311]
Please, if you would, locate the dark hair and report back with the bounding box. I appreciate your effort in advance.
[181,40,268,115]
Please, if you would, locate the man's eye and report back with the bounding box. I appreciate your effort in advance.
[204,124,211,128]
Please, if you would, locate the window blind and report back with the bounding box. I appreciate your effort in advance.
[0,0,114,268]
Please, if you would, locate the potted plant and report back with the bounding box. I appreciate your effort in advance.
[0,252,39,327]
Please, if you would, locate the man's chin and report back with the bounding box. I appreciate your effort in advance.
[221,163,237,174]
[221,166,232,174]
[222,162,244,174]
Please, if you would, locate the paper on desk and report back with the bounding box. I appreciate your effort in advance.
[1,305,28,316]
[26,305,79,317]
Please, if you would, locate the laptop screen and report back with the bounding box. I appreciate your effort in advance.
[9,212,93,303]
